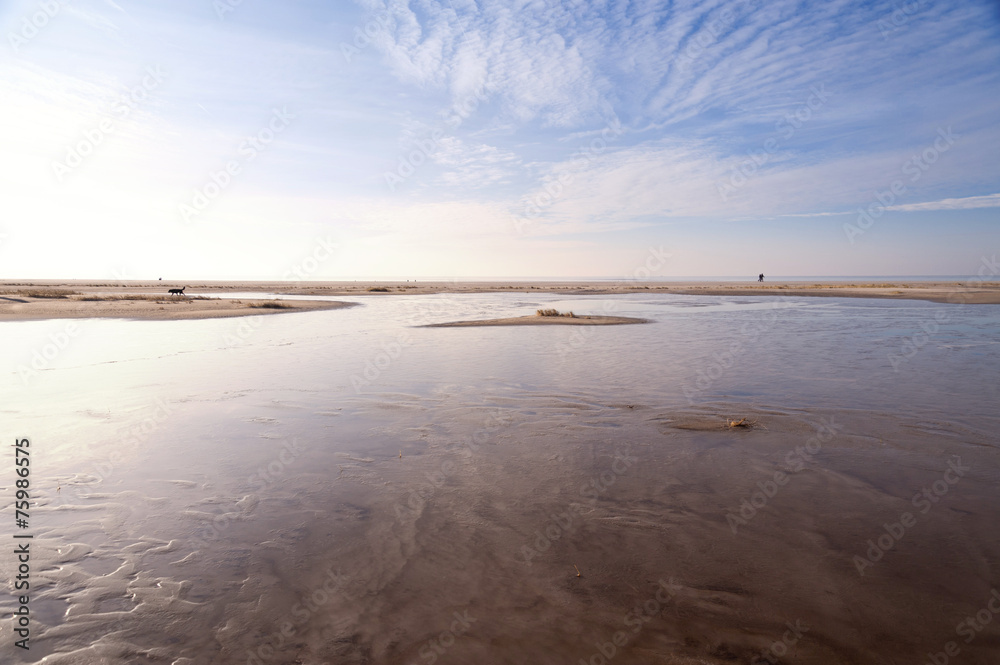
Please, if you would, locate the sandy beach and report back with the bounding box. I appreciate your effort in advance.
[1,279,998,323]
[2,287,999,664]
[0,288,354,321]
[8,2,998,662]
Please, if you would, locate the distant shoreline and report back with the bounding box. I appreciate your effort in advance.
[1,279,998,322]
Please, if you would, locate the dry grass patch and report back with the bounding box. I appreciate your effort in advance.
[536,308,576,317]
[12,289,79,298]
[247,300,292,309]
[76,294,210,302]
[726,417,764,430]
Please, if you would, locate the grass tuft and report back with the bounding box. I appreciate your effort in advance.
[76,294,209,302]
[14,289,78,298]
[368,287,390,292]
[248,300,291,309]
[726,417,764,430]
[536,308,576,317]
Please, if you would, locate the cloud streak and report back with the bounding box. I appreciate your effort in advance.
[886,193,1000,212]
[355,0,1000,226]
[1,0,998,278]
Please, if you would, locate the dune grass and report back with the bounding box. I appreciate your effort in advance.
[10,289,79,298]
[536,308,576,317]
[247,300,292,309]
[76,294,210,302]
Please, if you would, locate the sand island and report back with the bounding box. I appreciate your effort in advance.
[0,287,354,321]
[423,308,649,326]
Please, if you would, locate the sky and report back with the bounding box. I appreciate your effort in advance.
[0,0,998,280]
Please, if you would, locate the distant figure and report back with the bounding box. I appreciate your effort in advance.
[158,277,162,280]
[758,273,764,282]
[168,286,187,296]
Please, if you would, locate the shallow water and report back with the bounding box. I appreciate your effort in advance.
[1,293,999,664]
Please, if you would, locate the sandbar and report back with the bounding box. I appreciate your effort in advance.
[2,279,999,321]
[0,292,354,321]
[423,314,649,327]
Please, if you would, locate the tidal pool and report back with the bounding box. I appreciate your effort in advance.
[1,293,998,664]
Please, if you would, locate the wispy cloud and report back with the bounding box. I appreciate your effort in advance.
[2,0,998,278]
[356,0,1000,225]
[886,193,1000,212]
[357,0,610,126]
[432,137,521,187]
[508,134,995,235]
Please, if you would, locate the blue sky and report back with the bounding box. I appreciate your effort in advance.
[1,0,998,279]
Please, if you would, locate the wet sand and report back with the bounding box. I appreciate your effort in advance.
[3,278,1000,308]
[424,314,649,326]
[3,291,998,664]
[17,401,997,664]
[214,403,998,665]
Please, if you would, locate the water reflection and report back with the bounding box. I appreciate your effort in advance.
[1,293,998,663]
